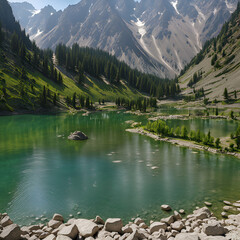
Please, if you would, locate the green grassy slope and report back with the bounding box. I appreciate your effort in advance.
[179,3,240,102]
[0,47,143,113]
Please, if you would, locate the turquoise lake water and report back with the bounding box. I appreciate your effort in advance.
[0,111,240,225]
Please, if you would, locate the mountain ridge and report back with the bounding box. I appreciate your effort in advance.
[10,0,239,78]
[179,2,240,101]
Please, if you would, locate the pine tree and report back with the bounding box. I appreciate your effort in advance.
[72,92,76,108]
[11,32,19,53]
[215,138,220,149]
[53,93,57,106]
[0,22,2,45]
[224,88,228,100]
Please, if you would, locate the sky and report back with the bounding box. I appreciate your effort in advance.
[8,0,81,10]
[9,0,141,11]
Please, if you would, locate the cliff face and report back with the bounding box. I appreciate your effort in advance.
[179,3,240,101]
[10,0,239,78]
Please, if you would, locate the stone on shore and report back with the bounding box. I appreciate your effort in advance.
[94,216,105,225]
[223,206,233,212]
[43,234,56,240]
[223,201,231,205]
[171,221,185,231]
[204,202,212,207]
[161,215,174,225]
[179,209,185,214]
[57,224,78,239]
[233,203,240,208]
[68,131,88,141]
[75,219,99,237]
[221,212,228,218]
[0,224,22,240]
[203,221,228,236]
[175,233,200,240]
[105,218,123,233]
[149,222,167,234]
[48,220,62,229]
[161,205,172,211]
[0,216,13,227]
[193,207,211,220]
[52,214,64,223]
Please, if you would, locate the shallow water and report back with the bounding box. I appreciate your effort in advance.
[0,112,240,225]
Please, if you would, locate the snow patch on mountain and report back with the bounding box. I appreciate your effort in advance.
[31,9,40,17]
[225,0,235,13]
[30,29,43,40]
[135,18,146,37]
[170,0,179,14]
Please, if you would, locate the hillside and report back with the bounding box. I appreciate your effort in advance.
[0,0,180,113]
[10,0,238,78]
[179,2,240,102]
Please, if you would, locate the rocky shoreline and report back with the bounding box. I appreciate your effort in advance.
[1,204,240,240]
[126,128,240,160]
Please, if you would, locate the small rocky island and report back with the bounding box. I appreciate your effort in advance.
[68,131,88,141]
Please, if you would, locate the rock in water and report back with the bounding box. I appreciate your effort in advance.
[68,131,88,141]
[161,205,172,211]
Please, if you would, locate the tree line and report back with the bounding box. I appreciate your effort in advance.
[115,97,157,112]
[145,120,221,148]
[55,43,181,99]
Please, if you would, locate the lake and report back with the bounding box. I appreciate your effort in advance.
[0,111,240,225]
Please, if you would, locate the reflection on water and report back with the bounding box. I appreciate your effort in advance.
[0,112,240,225]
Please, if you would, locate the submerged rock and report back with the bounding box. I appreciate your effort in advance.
[161,205,172,211]
[68,131,88,141]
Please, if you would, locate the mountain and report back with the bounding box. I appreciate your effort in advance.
[1,0,179,113]
[10,0,239,78]
[178,2,240,101]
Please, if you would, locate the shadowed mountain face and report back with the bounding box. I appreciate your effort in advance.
[179,2,240,101]
[10,0,239,78]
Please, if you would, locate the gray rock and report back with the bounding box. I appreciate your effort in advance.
[223,206,233,212]
[202,237,227,240]
[161,205,172,211]
[0,216,13,227]
[174,211,182,221]
[75,219,99,237]
[0,224,22,240]
[43,234,56,240]
[204,202,212,207]
[193,207,211,220]
[179,209,185,214]
[105,218,123,233]
[28,225,42,231]
[58,224,78,239]
[48,220,62,229]
[68,131,88,140]
[175,233,200,240]
[161,215,174,225]
[203,221,228,236]
[221,212,227,218]
[134,218,144,226]
[94,216,105,225]
[171,221,185,231]
[223,201,231,206]
[138,222,148,229]
[56,236,71,240]
[233,203,240,208]
[52,214,64,223]
[149,222,167,234]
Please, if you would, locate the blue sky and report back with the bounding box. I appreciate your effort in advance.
[8,0,81,10]
[9,0,140,11]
